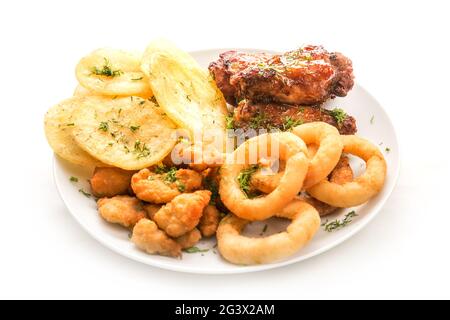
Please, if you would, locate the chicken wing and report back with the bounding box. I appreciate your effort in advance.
[209,45,354,105]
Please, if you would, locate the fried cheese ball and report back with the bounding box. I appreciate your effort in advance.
[131,168,202,204]
[199,205,220,237]
[90,167,135,198]
[97,195,146,227]
[153,190,211,237]
[175,228,202,249]
[131,219,181,258]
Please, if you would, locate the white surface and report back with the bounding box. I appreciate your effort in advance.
[0,0,449,298]
[54,48,399,274]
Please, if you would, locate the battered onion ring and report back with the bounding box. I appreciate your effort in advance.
[217,200,320,265]
[307,135,387,207]
[292,122,343,188]
[219,132,309,221]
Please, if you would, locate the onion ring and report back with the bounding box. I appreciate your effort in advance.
[219,132,309,221]
[292,122,343,188]
[216,200,320,265]
[249,143,321,194]
[307,135,387,207]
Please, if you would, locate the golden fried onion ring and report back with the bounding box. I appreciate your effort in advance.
[292,122,343,188]
[219,132,309,221]
[217,200,320,265]
[307,135,387,207]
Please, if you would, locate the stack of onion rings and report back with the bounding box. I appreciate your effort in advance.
[217,123,387,265]
[219,132,309,221]
[292,122,343,188]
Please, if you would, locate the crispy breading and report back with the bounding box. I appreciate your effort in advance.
[90,167,135,198]
[131,168,202,203]
[153,190,211,237]
[175,228,202,249]
[131,219,181,258]
[97,195,146,227]
[199,205,220,237]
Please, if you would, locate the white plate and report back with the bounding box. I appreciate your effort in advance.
[53,48,400,274]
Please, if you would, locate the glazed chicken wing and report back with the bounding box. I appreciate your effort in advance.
[233,99,357,135]
[209,45,354,105]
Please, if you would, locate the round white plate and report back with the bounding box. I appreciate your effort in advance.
[53,48,400,274]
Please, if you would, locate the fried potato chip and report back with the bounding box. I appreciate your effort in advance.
[72,96,177,170]
[44,97,103,167]
[76,48,152,97]
[141,40,227,138]
[73,85,94,97]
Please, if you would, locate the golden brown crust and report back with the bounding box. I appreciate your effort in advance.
[97,195,146,227]
[199,205,220,237]
[131,168,202,204]
[131,219,181,257]
[90,167,135,198]
[153,190,211,237]
[175,228,202,249]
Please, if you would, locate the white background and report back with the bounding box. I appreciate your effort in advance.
[1,0,449,299]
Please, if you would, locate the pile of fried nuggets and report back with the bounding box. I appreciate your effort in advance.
[93,165,220,258]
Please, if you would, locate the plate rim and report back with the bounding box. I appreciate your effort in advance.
[53,47,400,275]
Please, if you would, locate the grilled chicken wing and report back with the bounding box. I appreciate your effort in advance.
[209,45,354,106]
[232,99,357,135]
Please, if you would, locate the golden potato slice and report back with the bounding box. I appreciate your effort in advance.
[141,40,227,137]
[73,85,93,97]
[76,48,152,97]
[141,39,199,73]
[72,96,177,170]
[44,97,103,167]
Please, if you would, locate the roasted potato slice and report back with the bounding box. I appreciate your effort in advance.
[141,40,227,138]
[44,97,103,167]
[72,96,177,170]
[76,48,152,97]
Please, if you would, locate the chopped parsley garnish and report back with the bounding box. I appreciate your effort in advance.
[249,113,267,129]
[370,115,375,124]
[133,140,151,159]
[69,176,78,182]
[385,147,391,153]
[129,125,140,132]
[65,123,75,126]
[98,121,109,132]
[225,114,235,130]
[78,189,92,198]
[91,58,123,77]
[282,116,303,131]
[237,165,259,198]
[176,182,186,192]
[131,76,143,81]
[139,100,146,105]
[183,247,209,254]
[164,167,178,183]
[154,164,168,174]
[322,211,358,232]
[330,108,347,126]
